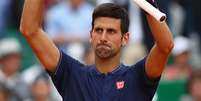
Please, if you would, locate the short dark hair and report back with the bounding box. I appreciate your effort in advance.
[92,3,130,34]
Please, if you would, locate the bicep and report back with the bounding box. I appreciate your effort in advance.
[145,44,170,78]
[25,29,60,73]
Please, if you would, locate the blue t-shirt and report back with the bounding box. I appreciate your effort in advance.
[48,51,160,101]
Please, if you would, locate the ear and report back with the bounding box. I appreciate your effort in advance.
[121,32,129,47]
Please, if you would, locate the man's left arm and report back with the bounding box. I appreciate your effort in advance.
[145,14,174,79]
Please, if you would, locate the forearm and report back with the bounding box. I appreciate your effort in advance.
[20,0,45,36]
[19,0,60,73]
[146,14,174,53]
[145,14,174,78]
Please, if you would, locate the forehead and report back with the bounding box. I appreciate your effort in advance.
[93,17,121,29]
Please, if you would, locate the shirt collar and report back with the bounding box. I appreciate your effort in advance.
[90,64,126,76]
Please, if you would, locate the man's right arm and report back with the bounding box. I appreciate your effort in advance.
[20,0,60,73]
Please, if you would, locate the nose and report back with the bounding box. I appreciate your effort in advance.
[100,32,107,42]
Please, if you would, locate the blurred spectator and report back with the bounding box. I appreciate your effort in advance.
[22,64,62,101]
[22,64,47,85]
[30,73,55,101]
[163,36,192,80]
[45,0,94,61]
[169,0,201,68]
[184,69,201,101]
[0,38,30,101]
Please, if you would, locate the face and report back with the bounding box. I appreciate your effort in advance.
[90,17,129,59]
[32,79,50,100]
[190,79,201,101]
[0,54,21,76]
[175,51,190,64]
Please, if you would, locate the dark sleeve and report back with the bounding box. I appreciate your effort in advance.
[46,50,84,97]
[131,57,161,86]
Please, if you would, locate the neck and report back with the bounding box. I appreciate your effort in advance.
[95,53,121,74]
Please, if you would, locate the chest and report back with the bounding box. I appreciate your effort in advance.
[64,72,148,101]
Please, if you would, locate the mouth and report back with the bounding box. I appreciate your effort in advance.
[96,44,111,49]
[95,44,113,58]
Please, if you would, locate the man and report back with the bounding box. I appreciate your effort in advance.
[30,72,54,101]
[186,69,201,101]
[20,0,174,101]
[0,38,30,101]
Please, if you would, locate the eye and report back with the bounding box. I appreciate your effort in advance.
[94,28,103,33]
[107,28,116,34]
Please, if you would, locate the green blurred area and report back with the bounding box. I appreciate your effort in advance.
[157,80,187,101]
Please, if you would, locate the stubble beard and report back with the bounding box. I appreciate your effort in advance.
[95,45,117,59]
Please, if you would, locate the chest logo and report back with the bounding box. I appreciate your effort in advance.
[116,81,125,89]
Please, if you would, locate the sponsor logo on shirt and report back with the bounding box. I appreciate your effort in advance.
[116,81,125,89]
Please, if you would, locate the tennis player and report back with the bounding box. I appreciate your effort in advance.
[20,0,174,101]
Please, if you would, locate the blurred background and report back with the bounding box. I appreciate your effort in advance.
[0,0,200,101]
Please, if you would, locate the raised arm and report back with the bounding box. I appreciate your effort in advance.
[20,0,60,73]
[145,14,174,78]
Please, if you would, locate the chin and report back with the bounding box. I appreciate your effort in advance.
[97,54,111,59]
[95,51,117,59]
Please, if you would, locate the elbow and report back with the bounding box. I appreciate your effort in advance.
[166,41,174,53]
[42,61,57,72]
[20,24,31,37]
[19,23,40,37]
[19,25,27,36]
[159,41,174,54]
[146,65,164,78]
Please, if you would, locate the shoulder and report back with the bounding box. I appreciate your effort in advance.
[47,50,87,81]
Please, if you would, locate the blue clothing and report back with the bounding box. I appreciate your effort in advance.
[45,1,94,61]
[48,51,160,101]
[45,1,93,40]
